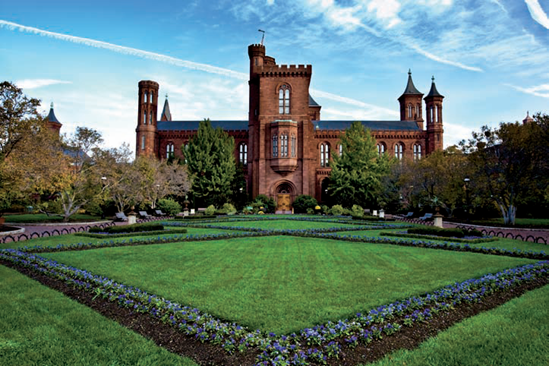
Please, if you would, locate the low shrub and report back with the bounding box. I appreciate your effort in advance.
[351,204,364,217]
[181,215,217,220]
[306,208,315,214]
[89,223,163,234]
[352,215,391,221]
[157,198,181,216]
[205,205,216,215]
[78,228,188,238]
[330,205,345,216]
[221,203,237,215]
[293,195,318,214]
[321,205,330,215]
[253,194,276,213]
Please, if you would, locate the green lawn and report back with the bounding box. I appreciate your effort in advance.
[41,236,535,335]
[0,265,195,366]
[0,227,242,251]
[202,218,357,230]
[370,283,549,366]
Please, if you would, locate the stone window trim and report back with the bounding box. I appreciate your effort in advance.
[394,142,404,160]
[278,84,291,115]
[320,142,330,167]
[239,142,248,165]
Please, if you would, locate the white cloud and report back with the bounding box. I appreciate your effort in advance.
[366,0,402,28]
[15,79,71,90]
[443,121,472,147]
[311,89,399,117]
[507,83,549,98]
[525,0,549,29]
[266,0,275,5]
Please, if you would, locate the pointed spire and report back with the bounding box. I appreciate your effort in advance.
[523,111,534,125]
[401,69,422,95]
[46,102,61,124]
[426,76,444,98]
[160,95,172,121]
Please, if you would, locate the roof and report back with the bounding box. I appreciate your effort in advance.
[425,77,444,98]
[309,94,320,107]
[160,97,172,121]
[312,120,421,131]
[400,70,422,96]
[157,120,249,131]
[45,103,61,125]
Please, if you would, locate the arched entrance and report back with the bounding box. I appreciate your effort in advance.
[321,178,331,204]
[272,181,296,213]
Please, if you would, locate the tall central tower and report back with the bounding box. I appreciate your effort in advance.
[136,80,159,158]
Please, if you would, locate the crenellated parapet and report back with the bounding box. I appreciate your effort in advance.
[259,64,312,77]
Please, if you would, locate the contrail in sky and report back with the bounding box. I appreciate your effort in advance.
[0,19,397,115]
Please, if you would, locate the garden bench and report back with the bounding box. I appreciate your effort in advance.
[419,213,433,221]
[197,208,206,215]
[139,211,151,218]
[114,212,128,222]
[404,212,414,218]
[154,210,166,216]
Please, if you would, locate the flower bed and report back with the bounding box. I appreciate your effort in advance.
[1,247,546,365]
[380,231,497,244]
[75,228,189,239]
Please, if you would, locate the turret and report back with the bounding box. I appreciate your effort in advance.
[45,102,62,135]
[136,80,159,158]
[398,70,424,129]
[424,76,444,153]
[522,111,534,125]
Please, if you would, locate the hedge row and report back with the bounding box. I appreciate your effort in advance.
[89,223,163,234]
[76,228,188,239]
[174,215,218,220]
[379,232,497,244]
[408,226,483,238]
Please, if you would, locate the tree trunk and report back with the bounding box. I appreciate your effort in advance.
[499,203,516,226]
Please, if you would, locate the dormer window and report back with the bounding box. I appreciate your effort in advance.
[279,84,290,114]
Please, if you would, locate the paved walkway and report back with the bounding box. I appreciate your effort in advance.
[444,221,549,243]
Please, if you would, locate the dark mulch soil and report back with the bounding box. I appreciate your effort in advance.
[2,259,547,366]
[0,225,21,233]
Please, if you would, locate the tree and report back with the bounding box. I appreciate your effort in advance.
[329,121,392,208]
[461,117,549,225]
[184,119,236,207]
[0,81,42,161]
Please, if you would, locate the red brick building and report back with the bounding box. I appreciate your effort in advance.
[135,44,444,208]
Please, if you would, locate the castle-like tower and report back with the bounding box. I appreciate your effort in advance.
[134,43,444,207]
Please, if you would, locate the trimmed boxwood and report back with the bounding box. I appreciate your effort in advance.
[352,215,394,221]
[89,223,163,234]
[408,226,483,238]
[76,228,188,239]
[180,215,217,220]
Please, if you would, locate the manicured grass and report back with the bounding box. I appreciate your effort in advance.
[451,217,549,229]
[0,265,196,366]
[0,227,242,250]
[370,284,549,366]
[41,236,535,335]
[205,218,357,230]
[3,213,101,223]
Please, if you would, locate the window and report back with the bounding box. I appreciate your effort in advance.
[291,135,297,157]
[278,84,290,114]
[144,92,148,103]
[338,144,343,156]
[430,106,435,123]
[149,111,153,125]
[272,135,278,157]
[239,143,248,165]
[166,143,174,159]
[394,143,403,160]
[281,134,288,157]
[150,91,153,103]
[377,143,386,156]
[416,104,420,118]
[141,135,146,150]
[413,144,422,161]
[320,143,329,167]
[143,111,147,125]
[408,104,412,119]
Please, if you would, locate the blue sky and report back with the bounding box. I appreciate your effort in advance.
[1,0,548,152]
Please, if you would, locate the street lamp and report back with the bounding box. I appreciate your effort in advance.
[464,177,471,223]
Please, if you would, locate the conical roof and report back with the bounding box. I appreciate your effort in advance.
[160,95,172,121]
[522,111,534,124]
[401,70,422,96]
[45,102,61,125]
[425,76,444,98]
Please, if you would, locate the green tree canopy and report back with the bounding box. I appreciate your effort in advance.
[184,119,236,207]
[329,121,391,208]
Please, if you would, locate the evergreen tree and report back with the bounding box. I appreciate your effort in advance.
[185,119,236,207]
[329,121,391,208]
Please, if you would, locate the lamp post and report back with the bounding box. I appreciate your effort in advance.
[101,176,107,219]
[464,177,471,223]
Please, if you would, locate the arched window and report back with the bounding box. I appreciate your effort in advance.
[291,134,297,157]
[394,143,403,160]
[413,144,422,161]
[281,134,288,157]
[430,106,435,123]
[272,135,278,157]
[143,111,147,125]
[166,143,174,159]
[377,143,386,156]
[144,92,148,103]
[141,135,146,150]
[279,84,290,114]
[408,104,412,119]
[239,143,248,165]
[149,111,153,125]
[150,91,154,103]
[320,143,329,167]
[416,104,420,118]
[339,144,343,156]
